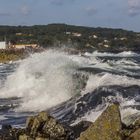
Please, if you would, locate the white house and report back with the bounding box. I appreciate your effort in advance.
[104,39,109,43]
[11,44,38,49]
[0,41,6,49]
[72,32,82,37]
[120,37,127,41]
[93,35,98,39]
[104,44,110,48]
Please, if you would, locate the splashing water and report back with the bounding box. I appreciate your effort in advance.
[0,50,140,127]
[0,50,86,112]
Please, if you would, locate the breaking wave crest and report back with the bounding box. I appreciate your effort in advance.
[0,50,86,112]
[84,51,140,57]
[0,50,140,127]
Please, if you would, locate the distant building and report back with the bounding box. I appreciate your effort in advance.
[16,33,33,36]
[114,37,118,40]
[65,32,71,35]
[72,32,82,37]
[93,35,98,39]
[104,39,109,43]
[0,41,6,49]
[98,43,103,47]
[120,37,127,41]
[11,44,38,49]
[15,33,23,36]
[104,44,110,48]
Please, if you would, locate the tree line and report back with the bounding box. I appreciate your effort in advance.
[0,24,139,52]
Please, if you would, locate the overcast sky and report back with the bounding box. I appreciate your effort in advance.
[0,0,140,31]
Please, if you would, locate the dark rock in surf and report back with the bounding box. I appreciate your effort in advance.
[0,124,25,140]
[126,128,140,140]
[79,104,122,140]
[1,104,140,140]
[122,112,140,126]
[19,111,74,140]
[71,121,92,139]
[122,118,140,139]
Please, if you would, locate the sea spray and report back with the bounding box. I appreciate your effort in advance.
[82,73,140,95]
[0,50,88,112]
[84,51,140,57]
[0,50,139,127]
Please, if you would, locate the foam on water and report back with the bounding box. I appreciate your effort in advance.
[0,50,139,126]
[0,50,85,112]
[82,73,140,95]
[85,51,140,57]
[71,104,107,126]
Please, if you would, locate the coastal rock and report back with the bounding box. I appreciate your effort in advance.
[133,118,140,129]
[79,104,122,140]
[19,134,31,140]
[126,128,140,140]
[35,138,49,140]
[26,112,49,137]
[0,124,25,140]
[2,105,140,140]
[71,121,92,138]
[20,111,74,140]
[42,117,66,139]
[122,113,140,126]
[122,118,140,138]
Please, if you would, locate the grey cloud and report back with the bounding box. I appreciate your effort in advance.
[128,8,140,17]
[128,0,140,8]
[0,12,11,17]
[50,0,76,6]
[128,0,140,16]
[51,0,64,5]
[20,5,31,16]
[85,7,97,16]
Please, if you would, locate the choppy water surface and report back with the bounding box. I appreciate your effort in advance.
[0,50,140,127]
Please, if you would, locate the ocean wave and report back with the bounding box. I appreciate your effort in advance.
[0,50,85,112]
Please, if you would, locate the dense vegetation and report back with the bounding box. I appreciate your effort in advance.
[0,24,140,52]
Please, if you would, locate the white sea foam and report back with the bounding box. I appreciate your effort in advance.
[0,49,139,120]
[82,53,140,77]
[71,104,107,126]
[85,51,139,57]
[72,96,140,125]
[0,50,84,112]
[82,73,140,95]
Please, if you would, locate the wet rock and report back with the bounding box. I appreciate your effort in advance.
[133,118,140,129]
[122,113,140,126]
[23,111,74,140]
[19,134,30,140]
[126,128,140,140]
[26,112,49,137]
[35,137,49,140]
[79,104,122,140]
[0,124,25,140]
[42,117,66,139]
[71,121,92,138]
[122,118,140,139]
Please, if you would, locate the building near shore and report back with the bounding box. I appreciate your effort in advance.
[0,41,6,49]
[10,44,38,49]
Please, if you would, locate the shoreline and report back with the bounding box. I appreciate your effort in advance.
[0,48,44,63]
[0,104,140,140]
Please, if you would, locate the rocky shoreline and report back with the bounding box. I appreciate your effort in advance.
[0,104,140,140]
[0,48,44,63]
[0,49,29,63]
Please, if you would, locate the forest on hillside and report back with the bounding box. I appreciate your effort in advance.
[0,24,140,52]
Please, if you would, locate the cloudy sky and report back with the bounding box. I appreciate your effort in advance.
[0,0,140,31]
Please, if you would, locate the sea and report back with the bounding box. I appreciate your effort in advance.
[0,49,140,128]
